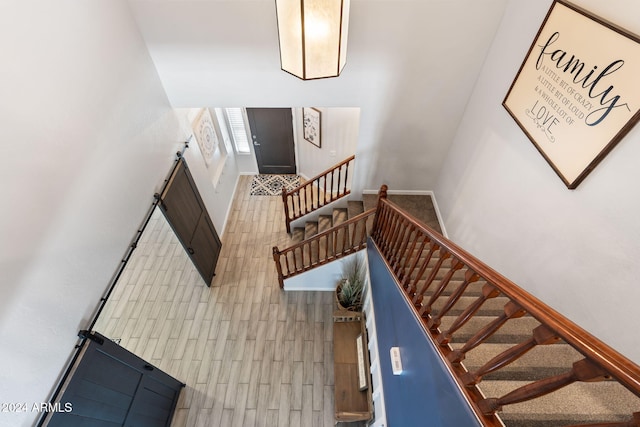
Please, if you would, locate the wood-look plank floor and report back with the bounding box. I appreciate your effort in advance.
[94,175,345,427]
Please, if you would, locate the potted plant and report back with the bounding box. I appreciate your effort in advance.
[336,254,366,311]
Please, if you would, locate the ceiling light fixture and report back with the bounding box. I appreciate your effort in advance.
[275,0,351,80]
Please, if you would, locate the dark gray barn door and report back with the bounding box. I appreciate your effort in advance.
[246,108,296,174]
[46,332,183,427]
[159,157,222,286]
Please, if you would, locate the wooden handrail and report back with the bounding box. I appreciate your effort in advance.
[370,195,640,425]
[282,155,355,233]
[273,207,376,288]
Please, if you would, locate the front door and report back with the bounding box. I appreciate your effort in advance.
[44,331,183,427]
[246,108,296,174]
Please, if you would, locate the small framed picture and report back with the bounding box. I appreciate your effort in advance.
[303,107,321,148]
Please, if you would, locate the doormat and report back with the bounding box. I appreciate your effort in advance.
[250,174,300,196]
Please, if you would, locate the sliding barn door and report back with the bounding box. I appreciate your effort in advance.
[160,158,222,286]
[45,331,183,427]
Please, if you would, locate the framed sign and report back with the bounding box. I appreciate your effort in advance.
[303,107,321,148]
[503,0,640,189]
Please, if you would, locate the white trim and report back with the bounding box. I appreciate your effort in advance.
[362,252,388,427]
[220,173,242,238]
[429,190,448,238]
[362,189,448,238]
[362,189,432,196]
[298,172,310,182]
[284,284,335,291]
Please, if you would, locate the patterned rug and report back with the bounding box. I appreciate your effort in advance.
[250,174,300,196]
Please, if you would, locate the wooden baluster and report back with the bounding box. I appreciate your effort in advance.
[389,217,409,272]
[400,235,428,285]
[342,223,349,255]
[359,219,367,246]
[462,325,559,386]
[412,248,450,305]
[437,284,500,346]
[306,184,312,215]
[477,359,609,415]
[293,192,300,220]
[393,225,415,275]
[337,164,342,197]
[350,218,358,251]
[563,413,640,427]
[428,270,479,330]
[419,259,464,318]
[379,207,395,254]
[323,175,328,204]
[343,162,349,194]
[283,251,292,277]
[406,241,439,295]
[376,206,392,252]
[272,246,284,289]
[448,301,526,363]
[359,219,367,247]
[291,247,298,274]
[371,185,388,239]
[385,213,404,262]
[332,226,338,258]
[282,188,292,233]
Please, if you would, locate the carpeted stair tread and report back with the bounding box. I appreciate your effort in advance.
[332,207,348,226]
[318,215,333,258]
[292,227,305,243]
[441,314,541,344]
[479,380,640,422]
[347,200,365,218]
[304,221,319,240]
[462,342,583,381]
[428,294,511,317]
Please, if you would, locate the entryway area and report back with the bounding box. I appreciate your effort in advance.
[91,176,341,426]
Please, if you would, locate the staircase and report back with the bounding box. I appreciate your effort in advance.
[272,158,640,425]
[427,265,640,426]
[273,199,373,289]
[292,200,364,247]
[370,193,640,427]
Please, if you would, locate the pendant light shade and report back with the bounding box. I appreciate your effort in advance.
[275,0,350,80]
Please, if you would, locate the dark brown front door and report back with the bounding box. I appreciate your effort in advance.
[246,108,296,174]
[159,158,221,286]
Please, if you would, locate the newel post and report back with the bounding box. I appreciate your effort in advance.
[281,187,292,234]
[371,184,388,236]
[272,246,285,289]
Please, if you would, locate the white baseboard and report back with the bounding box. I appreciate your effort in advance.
[429,191,448,238]
[361,188,448,238]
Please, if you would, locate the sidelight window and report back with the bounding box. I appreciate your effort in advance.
[223,108,250,154]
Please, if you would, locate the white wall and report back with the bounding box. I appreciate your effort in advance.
[175,108,241,235]
[435,0,640,362]
[128,0,509,194]
[296,107,360,180]
[0,2,184,425]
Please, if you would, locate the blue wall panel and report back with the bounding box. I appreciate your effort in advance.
[367,240,481,427]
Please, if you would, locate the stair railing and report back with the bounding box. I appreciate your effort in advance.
[370,191,640,426]
[282,154,355,233]
[272,207,376,289]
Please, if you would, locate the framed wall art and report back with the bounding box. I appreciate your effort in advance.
[303,107,321,148]
[503,0,640,189]
[193,108,219,165]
